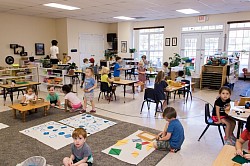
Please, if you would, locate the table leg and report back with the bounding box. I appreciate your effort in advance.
[183,87,186,104]
[22,111,26,122]
[13,109,16,119]
[166,92,170,105]
[3,88,6,106]
[75,76,78,94]
[10,88,14,105]
[132,83,135,99]
[44,106,48,116]
[237,121,243,138]
[123,85,126,103]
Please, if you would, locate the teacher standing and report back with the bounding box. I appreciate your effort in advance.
[50,40,59,64]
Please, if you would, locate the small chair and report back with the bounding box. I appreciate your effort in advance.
[98,82,116,103]
[173,79,192,102]
[127,67,138,80]
[198,103,226,145]
[140,88,163,116]
[242,68,250,81]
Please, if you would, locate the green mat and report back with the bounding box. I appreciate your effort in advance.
[232,151,250,164]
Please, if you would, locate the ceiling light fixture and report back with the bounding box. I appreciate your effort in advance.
[176,8,200,14]
[113,16,135,20]
[43,3,80,10]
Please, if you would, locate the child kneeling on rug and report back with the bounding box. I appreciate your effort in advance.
[46,85,61,108]
[154,107,185,153]
[63,128,93,166]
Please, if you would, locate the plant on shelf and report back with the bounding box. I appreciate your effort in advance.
[169,53,181,67]
[104,50,117,61]
[129,48,136,58]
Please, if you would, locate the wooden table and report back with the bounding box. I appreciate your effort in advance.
[9,102,50,122]
[165,84,188,105]
[213,145,240,166]
[111,79,137,103]
[0,81,40,105]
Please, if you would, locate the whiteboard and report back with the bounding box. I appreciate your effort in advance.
[79,34,104,67]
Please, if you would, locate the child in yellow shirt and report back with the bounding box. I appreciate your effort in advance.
[100,67,116,100]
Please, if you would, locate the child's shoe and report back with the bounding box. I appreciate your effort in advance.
[79,109,86,114]
[224,137,234,145]
[170,148,180,153]
[90,110,96,113]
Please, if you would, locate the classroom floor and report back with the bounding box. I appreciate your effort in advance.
[0,79,247,166]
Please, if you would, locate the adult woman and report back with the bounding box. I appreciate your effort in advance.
[50,40,59,64]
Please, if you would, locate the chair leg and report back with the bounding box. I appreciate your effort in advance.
[155,103,159,117]
[98,92,101,102]
[146,101,150,110]
[108,92,111,103]
[17,91,20,99]
[198,124,210,141]
[140,101,146,114]
[218,126,225,145]
[244,75,246,81]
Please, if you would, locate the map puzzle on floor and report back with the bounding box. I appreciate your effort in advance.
[102,130,155,165]
[58,113,117,135]
[19,121,74,150]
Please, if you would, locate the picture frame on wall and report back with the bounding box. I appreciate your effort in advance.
[165,38,170,46]
[121,41,127,53]
[172,37,177,46]
[35,43,45,55]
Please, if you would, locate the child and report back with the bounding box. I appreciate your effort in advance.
[175,70,184,82]
[21,86,37,103]
[154,71,168,109]
[113,56,123,78]
[63,128,93,166]
[100,67,116,100]
[212,86,236,145]
[138,61,146,84]
[82,68,97,113]
[46,85,61,107]
[141,55,149,69]
[62,84,83,112]
[80,58,90,88]
[154,107,185,152]
[236,116,250,159]
[162,62,169,78]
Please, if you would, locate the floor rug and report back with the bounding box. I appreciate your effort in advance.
[19,121,74,150]
[0,123,9,130]
[102,130,155,165]
[0,108,167,166]
[59,113,116,135]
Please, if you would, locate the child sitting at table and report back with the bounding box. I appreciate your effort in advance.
[63,128,93,166]
[236,116,250,159]
[154,107,185,152]
[175,71,184,82]
[154,71,168,109]
[62,84,83,112]
[46,85,61,108]
[212,86,236,145]
[21,86,37,103]
[100,67,116,100]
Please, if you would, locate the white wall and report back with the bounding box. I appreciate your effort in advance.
[0,13,56,66]
[127,11,250,63]
[55,18,68,60]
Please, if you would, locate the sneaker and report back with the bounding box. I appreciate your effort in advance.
[224,139,234,145]
[90,110,96,113]
[230,135,237,142]
[79,109,86,114]
[170,148,180,153]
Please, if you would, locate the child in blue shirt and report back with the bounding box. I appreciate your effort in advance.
[113,56,123,77]
[154,107,185,152]
[81,67,97,113]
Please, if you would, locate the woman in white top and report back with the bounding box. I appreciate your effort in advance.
[50,40,59,64]
[21,86,37,103]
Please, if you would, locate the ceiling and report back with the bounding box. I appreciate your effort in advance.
[0,0,250,23]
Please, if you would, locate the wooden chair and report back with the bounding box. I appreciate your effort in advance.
[198,103,226,145]
[243,68,250,81]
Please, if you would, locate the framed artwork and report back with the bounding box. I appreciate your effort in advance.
[35,43,45,55]
[172,37,177,46]
[121,41,127,53]
[165,38,170,46]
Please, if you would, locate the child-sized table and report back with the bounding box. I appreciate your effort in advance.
[9,102,50,122]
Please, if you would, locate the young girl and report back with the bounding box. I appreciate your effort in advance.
[21,86,37,103]
[138,62,146,84]
[46,85,61,108]
[212,86,236,145]
[62,84,83,112]
[82,68,97,113]
[154,71,168,109]
[100,67,116,100]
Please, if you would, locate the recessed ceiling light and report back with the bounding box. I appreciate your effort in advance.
[113,16,135,20]
[176,8,200,14]
[43,3,80,10]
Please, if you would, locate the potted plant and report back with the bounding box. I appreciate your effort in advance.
[169,53,181,67]
[129,48,136,58]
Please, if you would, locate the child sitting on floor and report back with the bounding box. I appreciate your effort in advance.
[46,85,61,108]
[62,84,83,112]
[21,86,37,103]
[212,86,236,145]
[154,107,185,152]
[63,128,93,166]
[154,71,168,109]
[236,116,250,159]
[100,67,116,100]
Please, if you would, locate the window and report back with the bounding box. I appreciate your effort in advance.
[138,28,164,67]
[182,25,223,32]
[228,22,250,73]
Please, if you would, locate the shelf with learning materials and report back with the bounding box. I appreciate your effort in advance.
[0,66,39,84]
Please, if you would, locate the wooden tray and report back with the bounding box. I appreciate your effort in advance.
[137,131,157,141]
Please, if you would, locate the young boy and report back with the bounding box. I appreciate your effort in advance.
[80,58,90,88]
[154,107,185,152]
[63,128,93,166]
[175,70,184,82]
[236,116,250,159]
[46,85,61,108]
[113,56,123,78]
